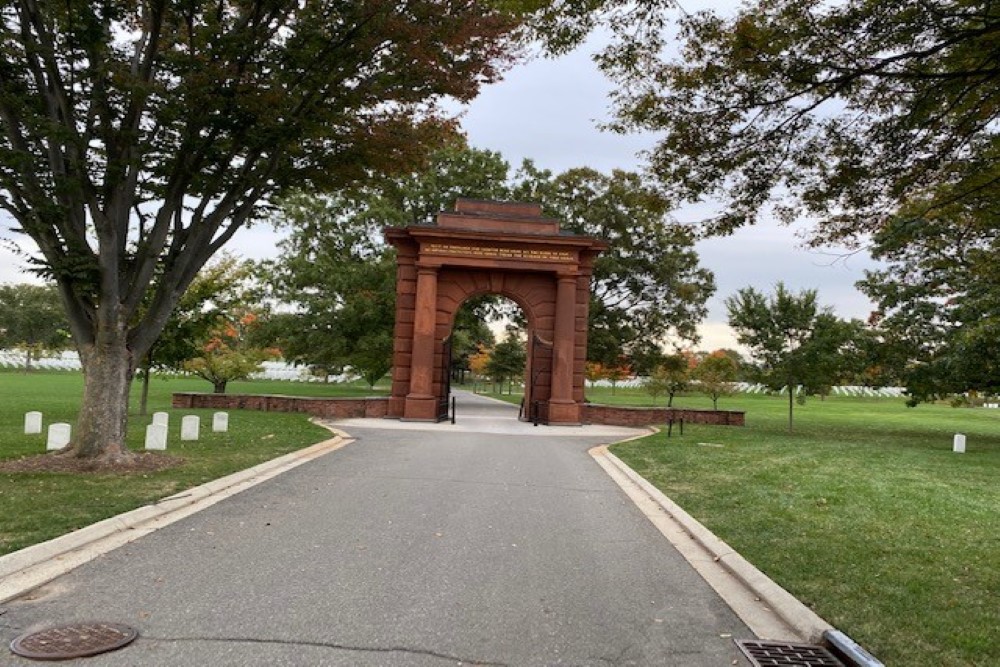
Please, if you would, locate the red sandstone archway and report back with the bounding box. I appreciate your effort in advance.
[385,199,606,424]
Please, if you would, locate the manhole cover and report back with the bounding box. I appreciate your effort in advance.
[10,622,138,660]
[736,639,845,667]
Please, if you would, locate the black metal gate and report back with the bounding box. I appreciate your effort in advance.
[527,333,552,425]
[437,335,452,422]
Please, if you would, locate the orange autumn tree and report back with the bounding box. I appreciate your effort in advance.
[183,311,280,394]
[468,344,492,393]
[585,360,631,395]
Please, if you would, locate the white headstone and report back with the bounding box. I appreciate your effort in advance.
[181,415,200,441]
[145,423,168,451]
[953,433,966,454]
[212,412,229,433]
[152,411,169,427]
[47,423,71,451]
[24,411,42,435]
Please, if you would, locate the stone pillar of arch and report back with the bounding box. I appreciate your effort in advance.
[385,199,605,424]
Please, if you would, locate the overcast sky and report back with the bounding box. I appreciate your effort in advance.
[0,5,883,351]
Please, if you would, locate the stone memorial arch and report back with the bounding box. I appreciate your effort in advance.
[385,199,606,424]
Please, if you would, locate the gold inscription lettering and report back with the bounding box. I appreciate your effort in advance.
[425,243,573,262]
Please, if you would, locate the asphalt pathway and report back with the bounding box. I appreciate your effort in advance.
[1,392,753,665]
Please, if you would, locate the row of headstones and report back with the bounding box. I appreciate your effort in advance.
[24,411,230,451]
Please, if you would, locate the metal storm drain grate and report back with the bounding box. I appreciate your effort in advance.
[10,622,138,661]
[736,639,845,667]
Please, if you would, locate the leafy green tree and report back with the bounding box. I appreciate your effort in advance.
[352,332,395,390]
[600,1,999,245]
[0,283,70,372]
[0,1,550,461]
[326,258,397,389]
[711,349,746,373]
[627,341,666,378]
[795,316,867,401]
[645,354,690,407]
[359,138,512,227]
[267,201,398,389]
[858,198,1000,404]
[842,326,907,391]
[727,284,859,430]
[692,351,739,410]
[486,332,527,394]
[512,164,715,365]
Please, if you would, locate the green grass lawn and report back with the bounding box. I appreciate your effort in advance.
[597,387,1000,667]
[5,374,998,664]
[0,371,387,557]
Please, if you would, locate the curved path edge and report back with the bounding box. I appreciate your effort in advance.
[590,442,833,644]
[0,423,354,604]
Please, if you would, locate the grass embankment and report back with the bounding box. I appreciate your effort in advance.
[0,371,387,557]
[583,387,998,667]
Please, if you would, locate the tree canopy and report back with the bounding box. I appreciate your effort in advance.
[485,331,527,394]
[513,163,715,364]
[645,353,689,407]
[136,255,262,412]
[600,0,1000,243]
[0,1,550,459]
[691,351,739,410]
[727,283,862,430]
[859,194,1000,403]
[266,191,396,387]
[182,310,277,394]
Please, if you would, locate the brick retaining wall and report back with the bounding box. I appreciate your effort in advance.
[582,403,744,428]
[172,393,389,419]
[171,393,742,428]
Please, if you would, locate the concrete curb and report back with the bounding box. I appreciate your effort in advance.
[590,444,833,644]
[0,425,355,604]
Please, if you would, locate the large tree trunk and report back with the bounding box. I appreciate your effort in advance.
[70,331,135,461]
[213,380,227,394]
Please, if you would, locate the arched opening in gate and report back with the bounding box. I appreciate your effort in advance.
[384,199,605,424]
[448,295,526,396]
[449,292,546,420]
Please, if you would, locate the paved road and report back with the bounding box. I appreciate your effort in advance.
[1,392,752,665]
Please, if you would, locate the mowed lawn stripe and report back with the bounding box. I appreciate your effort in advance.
[606,390,999,667]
